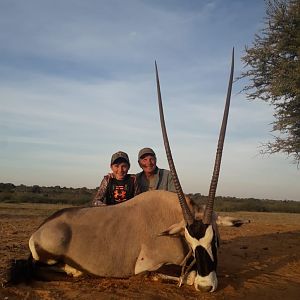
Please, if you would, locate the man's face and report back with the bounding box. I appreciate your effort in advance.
[110,162,130,180]
[139,155,157,174]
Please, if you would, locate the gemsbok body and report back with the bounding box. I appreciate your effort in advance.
[8,49,248,292]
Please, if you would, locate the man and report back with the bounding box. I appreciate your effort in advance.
[136,147,176,193]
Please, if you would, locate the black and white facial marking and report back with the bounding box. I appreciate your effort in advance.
[184,220,219,292]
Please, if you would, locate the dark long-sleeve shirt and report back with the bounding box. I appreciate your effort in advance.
[92,174,140,206]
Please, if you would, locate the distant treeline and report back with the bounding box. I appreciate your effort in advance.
[0,183,94,206]
[187,193,300,214]
[1,183,299,213]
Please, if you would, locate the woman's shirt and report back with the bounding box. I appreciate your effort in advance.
[92,174,139,206]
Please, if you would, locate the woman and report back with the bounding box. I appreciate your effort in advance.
[92,151,139,206]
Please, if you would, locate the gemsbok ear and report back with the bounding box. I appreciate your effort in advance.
[158,220,186,236]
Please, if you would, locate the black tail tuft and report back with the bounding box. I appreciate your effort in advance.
[4,255,35,286]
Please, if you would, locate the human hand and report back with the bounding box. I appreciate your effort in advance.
[94,200,106,207]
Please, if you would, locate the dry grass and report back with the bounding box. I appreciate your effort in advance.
[1,203,300,300]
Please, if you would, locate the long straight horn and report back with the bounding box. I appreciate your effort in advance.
[203,48,235,225]
[155,61,194,226]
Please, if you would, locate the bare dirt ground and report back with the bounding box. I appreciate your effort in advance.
[0,203,299,300]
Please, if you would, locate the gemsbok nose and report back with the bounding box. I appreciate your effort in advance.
[198,285,213,293]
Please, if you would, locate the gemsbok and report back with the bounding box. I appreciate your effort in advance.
[8,49,248,292]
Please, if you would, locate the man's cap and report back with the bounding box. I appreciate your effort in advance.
[111,151,130,166]
[138,147,156,160]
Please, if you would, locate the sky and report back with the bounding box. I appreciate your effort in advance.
[0,0,299,201]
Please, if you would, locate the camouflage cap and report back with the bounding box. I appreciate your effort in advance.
[111,151,130,166]
[138,147,156,160]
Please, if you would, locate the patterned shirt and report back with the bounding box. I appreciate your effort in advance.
[92,174,139,206]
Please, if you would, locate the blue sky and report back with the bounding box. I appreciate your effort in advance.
[0,0,299,201]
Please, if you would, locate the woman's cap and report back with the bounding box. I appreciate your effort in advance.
[111,151,130,166]
[138,148,156,160]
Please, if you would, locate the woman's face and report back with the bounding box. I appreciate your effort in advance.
[110,162,130,180]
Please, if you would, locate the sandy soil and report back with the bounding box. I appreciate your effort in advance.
[0,203,299,299]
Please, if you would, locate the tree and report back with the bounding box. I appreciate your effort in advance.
[239,0,300,164]
[31,185,41,193]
